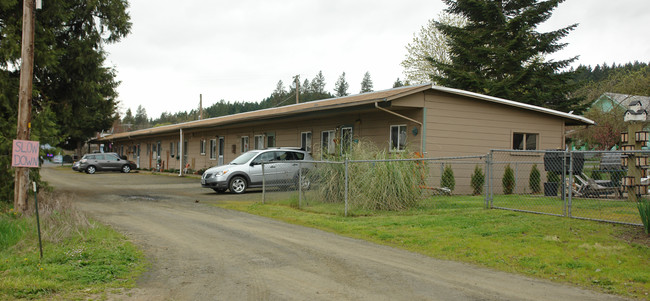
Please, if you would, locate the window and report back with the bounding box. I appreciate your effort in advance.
[170,142,175,157]
[266,132,276,148]
[513,133,538,150]
[254,135,264,149]
[340,127,353,154]
[209,139,217,159]
[390,125,407,151]
[200,139,206,155]
[241,136,249,153]
[322,130,335,155]
[301,132,312,153]
[176,142,180,160]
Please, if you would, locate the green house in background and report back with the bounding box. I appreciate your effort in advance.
[587,92,650,150]
[591,92,650,112]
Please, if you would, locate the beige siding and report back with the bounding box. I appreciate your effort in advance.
[424,91,564,157]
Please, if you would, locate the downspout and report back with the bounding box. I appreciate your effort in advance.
[179,128,183,177]
[374,101,425,153]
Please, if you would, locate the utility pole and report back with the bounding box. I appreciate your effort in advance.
[14,0,36,213]
[295,76,299,104]
[199,94,203,120]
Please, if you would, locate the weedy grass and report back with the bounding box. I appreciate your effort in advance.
[217,196,650,299]
[0,192,145,300]
[314,140,424,211]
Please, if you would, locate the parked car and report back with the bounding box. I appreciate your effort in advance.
[74,153,136,174]
[201,148,314,194]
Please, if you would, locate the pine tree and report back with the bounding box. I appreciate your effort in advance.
[393,78,404,88]
[134,105,149,129]
[431,0,583,113]
[334,72,349,97]
[122,108,135,129]
[360,71,374,93]
[273,80,287,96]
[311,71,326,94]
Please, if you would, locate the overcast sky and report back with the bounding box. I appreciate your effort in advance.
[104,0,650,118]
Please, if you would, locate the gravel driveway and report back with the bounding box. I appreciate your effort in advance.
[41,166,629,301]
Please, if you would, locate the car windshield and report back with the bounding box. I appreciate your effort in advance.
[230,151,259,165]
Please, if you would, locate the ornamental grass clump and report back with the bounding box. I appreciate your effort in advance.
[638,199,650,235]
[315,140,424,211]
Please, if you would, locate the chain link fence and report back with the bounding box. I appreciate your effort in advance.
[257,150,645,226]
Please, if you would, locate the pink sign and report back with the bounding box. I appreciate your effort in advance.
[12,140,40,168]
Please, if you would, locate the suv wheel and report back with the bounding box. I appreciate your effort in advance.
[229,176,247,194]
[86,166,96,174]
[121,165,131,173]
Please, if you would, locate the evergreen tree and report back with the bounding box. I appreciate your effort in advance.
[0,0,130,202]
[122,108,135,128]
[311,71,326,94]
[431,0,582,113]
[334,72,349,97]
[273,80,287,96]
[302,78,311,94]
[393,78,404,88]
[360,71,374,93]
[134,105,149,129]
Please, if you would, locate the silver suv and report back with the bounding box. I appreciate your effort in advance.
[201,148,314,194]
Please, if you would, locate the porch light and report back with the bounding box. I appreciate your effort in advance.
[636,156,649,167]
[622,176,635,187]
[636,131,649,142]
[637,184,649,195]
[621,132,629,143]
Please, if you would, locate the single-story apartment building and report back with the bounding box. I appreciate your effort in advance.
[95,83,594,174]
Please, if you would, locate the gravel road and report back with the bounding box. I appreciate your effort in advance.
[41,166,629,301]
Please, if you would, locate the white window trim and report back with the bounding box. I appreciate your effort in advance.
[390,124,407,152]
[340,126,353,154]
[301,131,312,153]
[209,139,217,160]
[200,139,206,155]
[321,130,335,155]
[241,136,249,153]
[254,135,264,150]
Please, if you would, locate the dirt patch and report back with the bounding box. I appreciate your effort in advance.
[615,224,650,247]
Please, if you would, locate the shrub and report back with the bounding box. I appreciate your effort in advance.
[470,165,484,195]
[440,164,455,192]
[547,170,560,183]
[529,164,541,194]
[638,199,650,235]
[502,164,515,195]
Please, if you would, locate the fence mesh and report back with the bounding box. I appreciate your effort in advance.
[489,150,644,226]
[256,151,645,226]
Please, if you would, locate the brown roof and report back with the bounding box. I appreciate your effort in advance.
[98,84,593,141]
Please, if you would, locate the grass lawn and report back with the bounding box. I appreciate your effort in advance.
[217,195,650,299]
[0,202,145,300]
